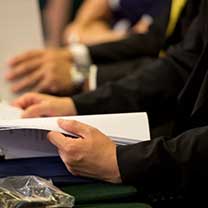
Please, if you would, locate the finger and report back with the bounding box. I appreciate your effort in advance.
[58,119,92,138]
[32,79,51,93]
[47,131,74,150]
[21,102,51,118]
[11,70,43,93]
[11,92,43,109]
[7,50,43,66]
[33,79,58,94]
[6,58,43,80]
[31,64,58,94]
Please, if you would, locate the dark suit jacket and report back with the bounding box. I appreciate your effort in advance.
[87,0,171,65]
[95,0,200,87]
[72,0,208,204]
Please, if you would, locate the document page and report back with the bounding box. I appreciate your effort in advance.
[0,113,150,159]
[0,0,43,102]
[0,101,23,120]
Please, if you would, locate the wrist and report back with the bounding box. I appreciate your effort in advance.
[109,143,122,184]
[68,43,92,68]
[73,18,88,28]
[60,48,72,61]
[61,97,78,116]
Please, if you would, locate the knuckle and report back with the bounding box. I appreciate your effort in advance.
[63,143,73,154]
[84,128,91,136]
[68,167,78,176]
[73,151,83,163]
[48,61,57,69]
[62,156,71,166]
[70,120,79,128]
[25,92,38,97]
[16,65,25,74]
[45,76,54,85]
[85,126,96,136]
[25,51,33,57]
[49,72,56,80]
[47,51,56,60]
[25,50,40,57]
[64,144,83,162]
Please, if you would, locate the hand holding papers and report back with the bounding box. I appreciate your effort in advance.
[0,113,150,159]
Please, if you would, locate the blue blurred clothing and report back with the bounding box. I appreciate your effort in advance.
[109,0,170,27]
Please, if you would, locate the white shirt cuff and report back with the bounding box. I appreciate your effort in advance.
[70,65,85,86]
[70,64,97,91]
[69,43,92,68]
[88,65,97,91]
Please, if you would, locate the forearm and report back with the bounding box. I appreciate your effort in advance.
[72,56,190,117]
[73,0,110,28]
[44,0,71,46]
[72,17,201,117]
[88,30,127,45]
[87,3,170,64]
[88,32,164,64]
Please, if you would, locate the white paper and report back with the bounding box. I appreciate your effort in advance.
[0,0,43,102]
[0,113,150,159]
[0,101,23,120]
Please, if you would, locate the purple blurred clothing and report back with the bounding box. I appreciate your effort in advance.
[109,0,171,27]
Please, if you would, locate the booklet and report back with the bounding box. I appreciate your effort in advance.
[0,105,150,159]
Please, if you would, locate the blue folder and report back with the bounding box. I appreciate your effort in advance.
[0,156,95,185]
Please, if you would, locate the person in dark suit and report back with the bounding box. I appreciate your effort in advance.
[6,0,172,94]
[86,0,199,86]
[14,0,208,203]
[13,0,208,205]
[64,0,170,46]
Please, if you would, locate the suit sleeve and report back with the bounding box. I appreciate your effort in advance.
[117,125,208,198]
[72,17,202,118]
[96,57,156,86]
[87,3,170,64]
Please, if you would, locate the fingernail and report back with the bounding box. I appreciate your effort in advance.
[47,131,53,138]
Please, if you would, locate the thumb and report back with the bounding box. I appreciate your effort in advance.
[58,119,91,138]
[47,131,70,150]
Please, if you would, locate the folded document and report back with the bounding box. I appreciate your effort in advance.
[0,112,150,159]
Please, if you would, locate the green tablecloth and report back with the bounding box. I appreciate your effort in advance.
[61,182,152,208]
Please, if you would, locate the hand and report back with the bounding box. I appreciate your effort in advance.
[132,16,153,34]
[48,119,122,183]
[6,48,74,94]
[12,92,77,118]
[63,23,82,44]
[63,21,112,45]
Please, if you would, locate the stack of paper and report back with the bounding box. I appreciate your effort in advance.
[0,111,150,159]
